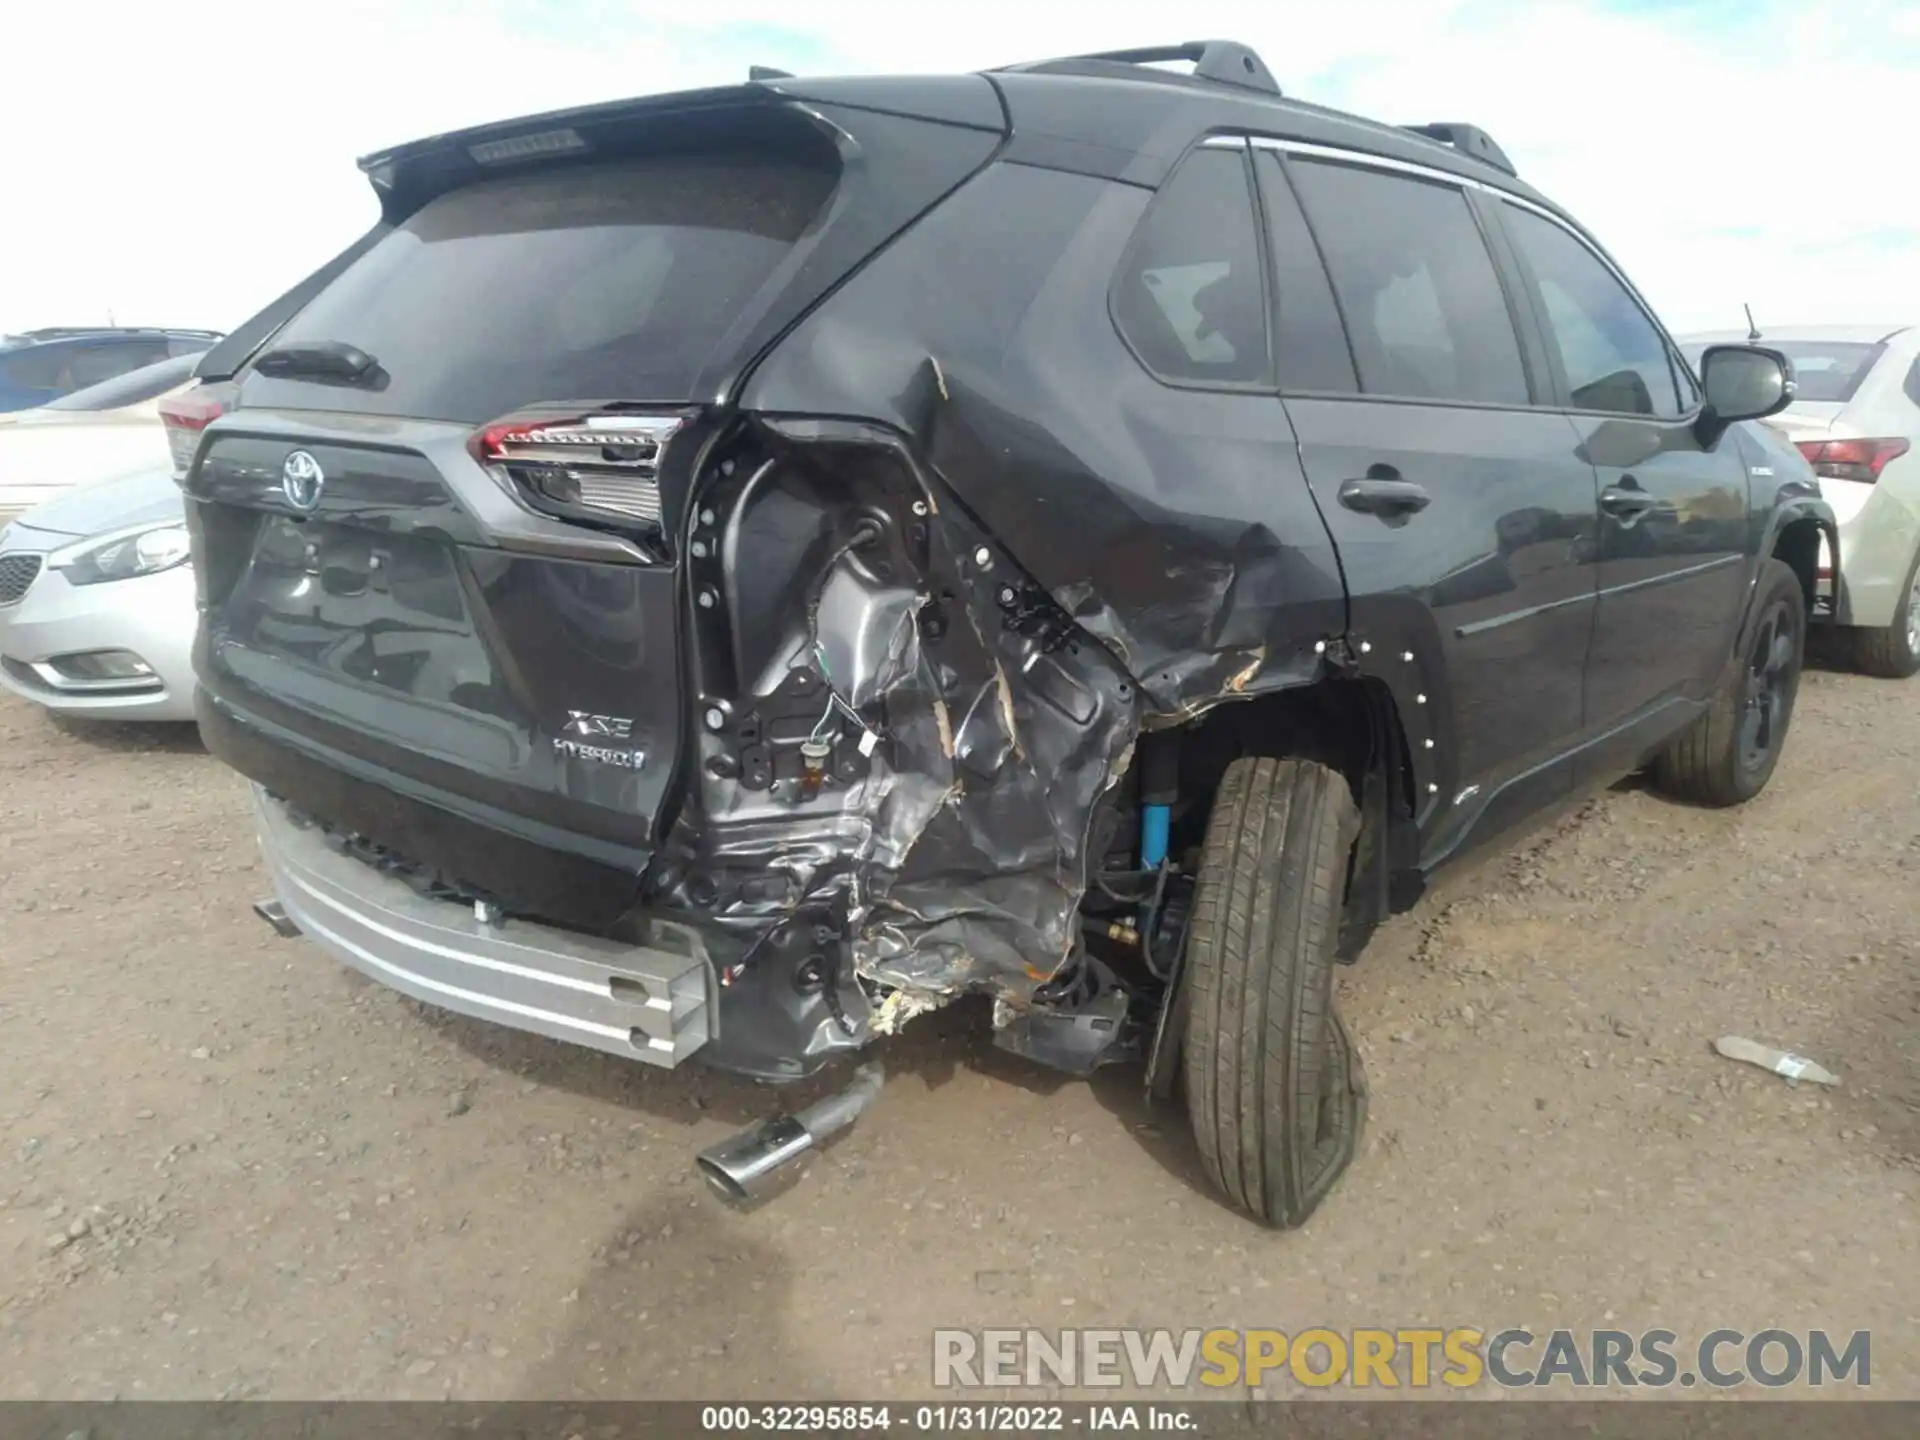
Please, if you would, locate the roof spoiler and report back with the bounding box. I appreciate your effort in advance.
[1402,122,1517,177]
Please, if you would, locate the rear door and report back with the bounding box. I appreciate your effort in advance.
[186,96,1003,908]
[1263,145,1599,860]
[1491,200,1750,752]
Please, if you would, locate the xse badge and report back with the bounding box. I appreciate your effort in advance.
[554,711,646,769]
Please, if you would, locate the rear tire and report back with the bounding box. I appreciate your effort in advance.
[1850,546,1920,679]
[1182,756,1365,1229]
[1653,558,1804,807]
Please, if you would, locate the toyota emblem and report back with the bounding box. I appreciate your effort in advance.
[281,450,325,512]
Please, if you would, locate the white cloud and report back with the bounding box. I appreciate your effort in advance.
[1,0,1911,337]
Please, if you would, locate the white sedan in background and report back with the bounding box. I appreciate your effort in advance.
[1682,325,1920,677]
[0,352,199,526]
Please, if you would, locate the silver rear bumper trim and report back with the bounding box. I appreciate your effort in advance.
[253,787,713,1066]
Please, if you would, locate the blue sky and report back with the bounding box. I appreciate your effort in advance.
[1,0,1912,337]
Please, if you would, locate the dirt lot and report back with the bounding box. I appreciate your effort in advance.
[0,667,1915,1402]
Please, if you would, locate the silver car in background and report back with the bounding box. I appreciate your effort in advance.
[1681,325,1920,676]
[0,467,195,720]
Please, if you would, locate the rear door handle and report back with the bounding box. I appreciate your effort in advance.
[1599,485,1657,518]
[1338,478,1431,516]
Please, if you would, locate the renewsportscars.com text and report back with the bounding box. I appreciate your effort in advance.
[933,1327,1870,1390]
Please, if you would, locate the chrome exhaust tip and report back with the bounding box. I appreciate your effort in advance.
[696,1115,815,1203]
[253,898,300,939]
[696,1061,884,1204]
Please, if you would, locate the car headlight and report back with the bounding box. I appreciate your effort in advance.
[48,524,191,587]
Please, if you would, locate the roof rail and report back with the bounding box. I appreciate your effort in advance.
[4,325,226,342]
[1402,122,1517,177]
[1000,39,1282,97]
[6,327,113,341]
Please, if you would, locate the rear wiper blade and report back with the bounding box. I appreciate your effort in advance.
[253,339,384,388]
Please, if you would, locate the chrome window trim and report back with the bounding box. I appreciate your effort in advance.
[1251,136,1490,189]
[1246,135,1689,415]
[1248,138,1655,310]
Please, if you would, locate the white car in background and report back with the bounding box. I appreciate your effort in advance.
[1681,325,1920,676]
[0,353,200,526]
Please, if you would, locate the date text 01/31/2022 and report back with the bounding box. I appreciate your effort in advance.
[698,1404,1199,1431]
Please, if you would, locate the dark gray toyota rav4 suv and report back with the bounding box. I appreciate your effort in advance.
[167,41,1834,1227]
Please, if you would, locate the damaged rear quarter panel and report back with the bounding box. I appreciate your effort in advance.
[662,420,1139,1044]
[706,156,1347,1032]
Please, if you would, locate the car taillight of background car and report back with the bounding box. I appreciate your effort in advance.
[156,386,232,481]
[1794,437,1911,484]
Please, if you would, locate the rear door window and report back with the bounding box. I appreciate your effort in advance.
[1499,205,1682,418]
[44,353,198,411]
[62,341,169,389]
[1112,145,1271,387]
[1251,151,1358,393]
[245,154,838,422]
[1288,161,1529,406]
[0,345,68,389]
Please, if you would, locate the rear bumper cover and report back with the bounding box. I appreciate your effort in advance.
[253,787,715,1067]
[1825,476,1920,630]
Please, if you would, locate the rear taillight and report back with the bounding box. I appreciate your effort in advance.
[472,412,685,530]
[157,387,229,482]
[1793,437,1911,484]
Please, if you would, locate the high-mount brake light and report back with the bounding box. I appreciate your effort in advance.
[472,413,684,529]
[157,387,228,482]
[1794,437,1910,484]
[468,128,588,166]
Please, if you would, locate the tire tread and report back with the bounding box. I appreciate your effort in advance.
[1183,756,1361,1227]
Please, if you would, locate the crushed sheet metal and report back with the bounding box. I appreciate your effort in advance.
[659,418,1140,1047]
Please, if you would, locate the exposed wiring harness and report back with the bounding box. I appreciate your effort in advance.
[807,687,873,746]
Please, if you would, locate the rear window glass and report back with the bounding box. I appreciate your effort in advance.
[45,352,198,410]
[248,155,837,422]
[1684,341,1881,404]
[1112,147,1270,386]
[1767,342,1881,403]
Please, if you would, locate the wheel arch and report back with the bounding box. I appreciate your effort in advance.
[1770,513,1828,621]
[1163,672,1423,962]
[1759,496,1840,626]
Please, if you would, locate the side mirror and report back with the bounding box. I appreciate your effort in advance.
[1698,345,1795,435]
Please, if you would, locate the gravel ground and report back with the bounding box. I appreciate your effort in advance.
[0,668,1914,1401]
